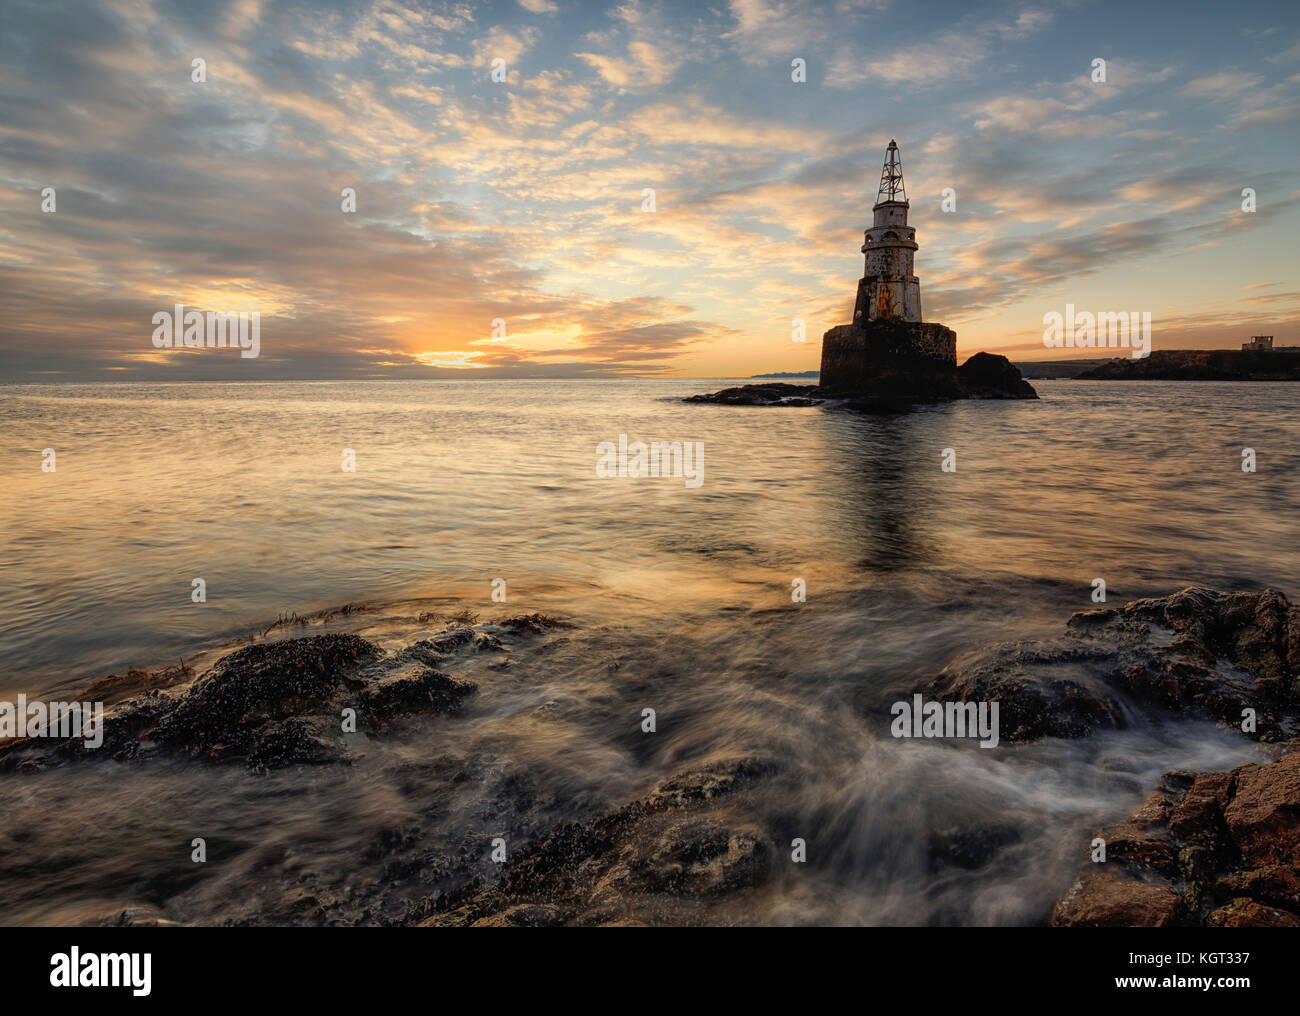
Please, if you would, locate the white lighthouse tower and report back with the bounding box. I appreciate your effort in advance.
[853,140,922,324]
[820,138,974,397]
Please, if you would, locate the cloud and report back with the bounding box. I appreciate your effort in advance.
[576,39,679,87]
[832,31,991,85]
[473,25,541,72]
[999,8,1054,39]
[725,0,890,62]
[574,4,692,90]
[1178,70,1265,99]
[725,0,824,58]
[0,0,1297,380]
[220,0,264,39]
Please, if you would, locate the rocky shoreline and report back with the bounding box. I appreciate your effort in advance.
[921,586,1300,744]
[436,585,1299,927]
[913,584,1300,926]
[0,612,565,773]
[3,587,1296,926]
[1051,752,1300,926]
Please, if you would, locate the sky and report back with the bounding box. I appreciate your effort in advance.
[1,0,1298,381]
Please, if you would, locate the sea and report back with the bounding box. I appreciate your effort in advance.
[1,378,1296,924]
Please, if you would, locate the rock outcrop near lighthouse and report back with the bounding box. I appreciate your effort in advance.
[688,141,1036,407]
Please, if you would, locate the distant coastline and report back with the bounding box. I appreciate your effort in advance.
[1077,348,1300,381]
[1014,359,1108,379]
[1013,349,1300,381]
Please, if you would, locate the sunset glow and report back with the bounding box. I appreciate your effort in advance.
[3,0,1297,381]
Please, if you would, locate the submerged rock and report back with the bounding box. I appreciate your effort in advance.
[245,717,343,772]
[417,755,782,927]
[1052,751,1300,927]
[80,660,195,707]
[683,383,822,407]
[495,613,572,636]
[359,666,476,722]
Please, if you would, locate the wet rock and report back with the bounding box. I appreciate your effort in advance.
[1050,868,1182,927]
[956,352,1038,399]
[473,633,504,653]
[246,719,342,771]
[153,634,382,756]
[418,755,781,926]
[924,642,1124,742]
[95,906,184,928]
[1092,819,1180,878]
[629,819,771,897]
[99,691,177,760]
[1052,750,1300,926]
[359,667,477,721]
[647,757,780,809]
[0,615,550,772]
[80,661,194,707]
[1071,585,1300,714]
[1205,898,1300,927]
[1223,753,1300,865]
[421,627,476,653]
[918,586,1300,743]
[495,613,572,636]
[683,383,821,406]
[1167,772,1233,850]
[1214,866,1300,912]
[394,641,449,667]
[928,823,1023,872]
[469,903,571,927]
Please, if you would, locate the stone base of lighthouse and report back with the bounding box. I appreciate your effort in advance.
[819,319,960,398]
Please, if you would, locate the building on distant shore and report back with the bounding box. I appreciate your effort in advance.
[1243,335,1274,351]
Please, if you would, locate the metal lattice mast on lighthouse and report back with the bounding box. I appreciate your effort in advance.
[853,139,922,324]
[878,138,906,202]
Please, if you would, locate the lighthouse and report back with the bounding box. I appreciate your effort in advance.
[695,138,1037,402]
[853,140,922,324]
[819,139,959,397]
